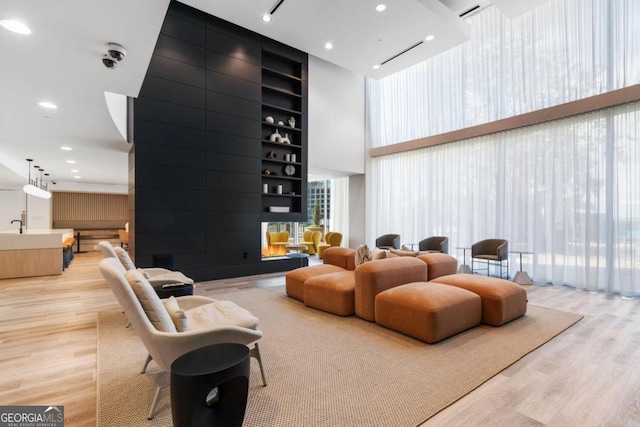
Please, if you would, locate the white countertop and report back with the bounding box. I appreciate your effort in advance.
[0,229,74,250]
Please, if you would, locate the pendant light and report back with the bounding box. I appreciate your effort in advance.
[23,158,51,199]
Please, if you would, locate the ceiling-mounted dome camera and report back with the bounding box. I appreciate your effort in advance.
[107,43,126,62]
[102,54,117,69]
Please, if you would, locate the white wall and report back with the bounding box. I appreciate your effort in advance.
[308,56,365,178]
[0,185,26,232]
[0,184,51,231]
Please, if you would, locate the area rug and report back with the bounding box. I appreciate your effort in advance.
[97,286,583,426]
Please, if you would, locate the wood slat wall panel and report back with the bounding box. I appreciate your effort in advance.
[52,192,128,222]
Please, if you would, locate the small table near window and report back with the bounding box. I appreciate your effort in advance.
[509,251,534,285]
[455,247,471,274]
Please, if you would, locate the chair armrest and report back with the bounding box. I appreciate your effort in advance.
[147,278,189,287]
[143,267,173,276]
[497,241,508,260]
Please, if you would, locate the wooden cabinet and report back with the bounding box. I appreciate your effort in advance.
[260,45,308,222]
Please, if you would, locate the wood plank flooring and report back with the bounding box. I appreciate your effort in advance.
[0,252,638,426]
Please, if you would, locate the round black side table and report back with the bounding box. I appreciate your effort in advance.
[171,343,250,427]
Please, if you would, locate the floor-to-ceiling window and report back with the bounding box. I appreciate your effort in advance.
[366,0,640,296]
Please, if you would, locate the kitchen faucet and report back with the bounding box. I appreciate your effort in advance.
[11,219,23,234]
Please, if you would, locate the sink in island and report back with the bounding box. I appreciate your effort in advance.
[0,229,74,279]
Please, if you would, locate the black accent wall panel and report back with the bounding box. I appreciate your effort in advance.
[132,0,308,280]
[140,76,206,109]
[146,55,206,88]
[205,91,260,120]
[135,121,206,150]
[206,71,261,102]
[154,34,207,67]
[206,133,256,157]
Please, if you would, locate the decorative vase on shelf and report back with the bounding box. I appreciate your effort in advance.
[277,120,284,126]
[280,133,291,144]
[288,116,295,128]
[269,129,282,142]
[265,116,274,123]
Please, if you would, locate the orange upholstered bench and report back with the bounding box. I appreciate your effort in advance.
[304,271,356,316]
[285,264,346,302]
[430,274,527,326]
[355,257,428,321]
[416,253,458,280]
[375,282,481,343]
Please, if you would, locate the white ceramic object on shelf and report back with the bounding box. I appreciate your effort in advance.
[262,183,269,193]
[277,120,284,126]
[269,129,282,142]
[265,116,274,123]
[291,153,297,162]
[288,116,295,128]
[280,133,290,144]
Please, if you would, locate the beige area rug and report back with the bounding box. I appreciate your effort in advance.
[97,286,583,427]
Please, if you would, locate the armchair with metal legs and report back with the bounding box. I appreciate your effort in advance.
[471,238,509,279]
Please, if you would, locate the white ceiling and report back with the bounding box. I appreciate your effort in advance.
[180,0,473,79]
[0,0,546,191]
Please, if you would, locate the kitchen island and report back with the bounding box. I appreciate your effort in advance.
[0,229,74,279]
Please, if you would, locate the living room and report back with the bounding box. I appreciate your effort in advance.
[0,0,638,425]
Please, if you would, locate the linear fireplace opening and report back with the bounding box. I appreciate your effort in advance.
[262,221,298,260]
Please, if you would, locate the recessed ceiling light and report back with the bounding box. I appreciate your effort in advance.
[73,176,81,179]
[376,4,386,12]
[71,169,79,173]
[325,42,333,50]
[261,14,272,22]
[425,35,435,41]
[373,65,380,70]
[0,19,31,35]
[66,160,76,164]
[60,146,72,151]
[38,101,58,109]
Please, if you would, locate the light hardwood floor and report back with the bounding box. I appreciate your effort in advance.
[0,252,638,426]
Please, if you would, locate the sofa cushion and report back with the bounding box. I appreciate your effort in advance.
[354,257,429,321]
[430,274,527,326]
[125,270,177,333]
[186,300,259,330]
[416,253,458,281]
[323,247,356,270]
[304,271,356,316]
[163,296,189,331]
[375,282,481,343]
[389,248,420,257]
[285,264,346,301]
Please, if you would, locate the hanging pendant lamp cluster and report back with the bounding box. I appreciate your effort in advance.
[23,158,52,199]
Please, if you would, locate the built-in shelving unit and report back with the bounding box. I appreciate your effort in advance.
[260,46,308,222]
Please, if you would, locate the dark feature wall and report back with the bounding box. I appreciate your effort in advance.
[130,1,308,280]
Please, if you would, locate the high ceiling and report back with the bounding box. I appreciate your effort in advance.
[0,0,548,192]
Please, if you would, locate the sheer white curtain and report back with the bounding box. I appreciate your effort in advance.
[329,177,349,247]
[370,102,640,295]
[367,0,640,148]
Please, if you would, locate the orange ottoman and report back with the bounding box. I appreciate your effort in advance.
[431,274,527,326]
[285,264,346,301]
[304,271,356,316]
[417,253,458,280]
[375,282,481,343]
